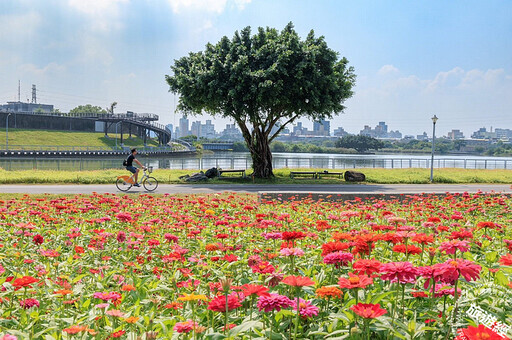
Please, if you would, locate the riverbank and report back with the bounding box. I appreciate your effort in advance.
[1,168,511,184]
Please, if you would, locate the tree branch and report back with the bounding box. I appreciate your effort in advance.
[268,113,300,143]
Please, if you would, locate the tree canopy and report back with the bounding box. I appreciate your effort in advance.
[69,104,107,116]
[166,22,356,178]
[336,135,384,153]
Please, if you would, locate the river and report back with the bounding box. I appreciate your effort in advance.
[2,152,512,171]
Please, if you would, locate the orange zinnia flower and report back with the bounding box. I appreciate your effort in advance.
[316,286,342,298]
[124,316,139,323]
[121,284,136,291]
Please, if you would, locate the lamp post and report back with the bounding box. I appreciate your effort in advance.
[5,113,11,151]
[430,115,438,182]
[115,121,121,149]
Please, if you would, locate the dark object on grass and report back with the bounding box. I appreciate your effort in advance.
[205,167,219,178]
[179,172,208,182]
[344,171,366,182]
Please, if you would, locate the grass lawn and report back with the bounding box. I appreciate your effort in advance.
[4,129,159,149]
[0,167,511,184]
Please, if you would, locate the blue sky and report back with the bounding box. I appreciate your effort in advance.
[1,0,511,136]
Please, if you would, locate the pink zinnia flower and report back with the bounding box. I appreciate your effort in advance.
[257,294,293,312]
[292,299,319,318]
[323,251,354,266]
[93,292,122,301]
[164,233,178,243]
[173,320,199,333]
[116,231,126,243]
[1,335,18,340]
[106,309,124,317]
[19,298,39,309]
[438,240,470,255]
[280,248,304,257]
[263,232,282,240]
[95,303,110,309]
[379,262,418,284]
[116,212,132,222]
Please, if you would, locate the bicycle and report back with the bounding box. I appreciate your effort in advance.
[116,166,159,192]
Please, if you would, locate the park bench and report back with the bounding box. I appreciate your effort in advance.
[316,171,344,179]
[218,169,247,178]
[290,171,318,179]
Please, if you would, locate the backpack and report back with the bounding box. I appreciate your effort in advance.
[122,156,128,167]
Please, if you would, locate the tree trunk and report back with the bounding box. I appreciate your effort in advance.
[250,131,274,179]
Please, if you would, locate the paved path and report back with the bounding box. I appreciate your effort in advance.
[0,183,510,195]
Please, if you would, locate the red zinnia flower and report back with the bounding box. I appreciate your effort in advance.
[207,293,242,312]
[457,324,510,340]
[350,303,387,319]
[477,221,495,229]
[282,275,315,287]
[12,276,39,288]
[32,234,44,245]
[499,253,512,266]
[338,272,373,289]
[241,284,270,297]
[321,241,350,256]
[281,231,306,241]
[433,259,481,284]
[352,259,382,276]
[392,244,422,255]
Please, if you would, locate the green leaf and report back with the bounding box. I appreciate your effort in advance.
[229,320,262,337]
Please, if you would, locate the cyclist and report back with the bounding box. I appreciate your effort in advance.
[125,148,145,187]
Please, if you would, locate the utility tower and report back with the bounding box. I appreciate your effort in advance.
[32,84,37,104]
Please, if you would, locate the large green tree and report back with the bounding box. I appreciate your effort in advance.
[336,135,384,153]
[166,23,356,178]
[69,104,107,116]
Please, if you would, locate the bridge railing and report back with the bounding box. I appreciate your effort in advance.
[0,144,173,152]
[0,110,160,121]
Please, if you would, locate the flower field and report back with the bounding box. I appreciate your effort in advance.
[1,192,512,339]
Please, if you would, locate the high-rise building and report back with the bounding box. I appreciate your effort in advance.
[179,117,189,138]
[201,120,216,139]
[190,121,201,137]
[313,120,330,136]
[333,126,348,137]
[447,129,464,140]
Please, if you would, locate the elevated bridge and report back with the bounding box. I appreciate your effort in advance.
[70,112,171,146]
[202,142,234,151]
[0,111,172,146]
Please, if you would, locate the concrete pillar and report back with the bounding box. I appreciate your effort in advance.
[120,122,123,146]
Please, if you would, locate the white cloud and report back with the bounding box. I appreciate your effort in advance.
[377,64,399,76]
[167,0,251,13]
[68,0,128,31]
[0,11,42,44]
[425,67,465,92]
[18,62,66,76]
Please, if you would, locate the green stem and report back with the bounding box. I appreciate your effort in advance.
[294,295,300,340]
[224,293,228,335]
[452,278,459,323]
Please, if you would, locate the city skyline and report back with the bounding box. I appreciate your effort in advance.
[1,1,511,137]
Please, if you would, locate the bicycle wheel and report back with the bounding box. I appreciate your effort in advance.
[116,177,132,192]
[143,176,158,191]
